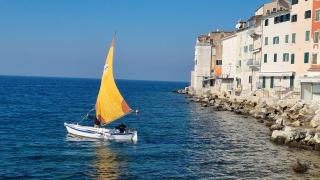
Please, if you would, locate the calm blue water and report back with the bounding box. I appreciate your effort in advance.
[0,76,320,179]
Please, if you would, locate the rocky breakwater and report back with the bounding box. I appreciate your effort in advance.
[184,90,320,151]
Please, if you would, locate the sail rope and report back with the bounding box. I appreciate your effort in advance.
[77,107,95,124]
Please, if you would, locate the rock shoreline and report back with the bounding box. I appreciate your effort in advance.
[175,89,320,151]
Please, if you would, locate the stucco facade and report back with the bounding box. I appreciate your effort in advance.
[190,41,212,92]
[190,31,234,94]
[260,0,313,96]
[221,34,238,92]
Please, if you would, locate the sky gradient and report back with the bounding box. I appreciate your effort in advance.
[0,0,267,82]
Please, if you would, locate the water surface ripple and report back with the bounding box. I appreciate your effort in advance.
[0,76,319,179]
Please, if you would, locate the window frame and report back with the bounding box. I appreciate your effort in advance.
[285,35,289,43]
[306,31,310,41]
[264,54,268,63]
[283,53,289,62]
[291,54,295,64]
[292,33,296,43]
[304,52,310,63]
[291,14,298,22]
[305,10,311,19]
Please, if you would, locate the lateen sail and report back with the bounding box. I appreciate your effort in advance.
[96,33,132,125]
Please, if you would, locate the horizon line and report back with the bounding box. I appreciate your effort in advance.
[0,74,189,84]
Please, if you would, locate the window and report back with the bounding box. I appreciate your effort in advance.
[290,76,295,90]
[249,44,253,51]
[284,14,290,21]
[274,16,280,24]
[274,53,277,62]
[315,31,319,43]
[316,10,320,21]
[305,10,311,19]
[273,36,280,44]
[306,31,310,41]
[265,37,269,45]
[283,53,289,62]
[304,52,309,63]
[312,54,318,64]
[262,77,266,88]
[285,35,289,43]
[249,76,252,83]
[280,15,284,22]
[292,33,296,43]
[270,76,274,89]
[291,14,297,22]
[292,0,298,5]
[273,8,277,12]
[264,54,268,63]
[313,84,320,94]
[291,54,295,64]
[216,60,222,65]
[244,46,248,53]
[265,19,269,26]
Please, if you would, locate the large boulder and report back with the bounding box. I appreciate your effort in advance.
[298,105,315,116]
[314,133,320,144]
[270,124,284,131]
[289,101,305,113]
[310,113,320,128]
[271,130,287,144]
[203,97,209,103]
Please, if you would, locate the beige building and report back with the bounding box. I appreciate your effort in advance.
[260,0,312,98]
[190,31,234,94]
[233,16,263,95]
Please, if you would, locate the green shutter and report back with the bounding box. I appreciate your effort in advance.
[264,54,268,63]
[265,37,268,45]
[270,77,274,88]
[292,33,296,43]
[304,52,309,63]
[315,32,319,43]
[290,76,294,90]
[291,54,295,64]
[285,35,289,43]
[274,53,277,62]
[262,77,266,88]
[306,31,310,41]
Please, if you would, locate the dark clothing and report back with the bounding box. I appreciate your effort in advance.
[88,114,101,126]
[115,123,127,133]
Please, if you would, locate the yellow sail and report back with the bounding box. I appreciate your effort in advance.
[95,34,131,125]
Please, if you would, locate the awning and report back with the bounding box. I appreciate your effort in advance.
[259,71,295,77]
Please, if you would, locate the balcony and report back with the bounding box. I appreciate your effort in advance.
[247,59,260,70]
[196,42,211,46]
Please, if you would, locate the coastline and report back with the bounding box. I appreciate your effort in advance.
[176,88,320,152]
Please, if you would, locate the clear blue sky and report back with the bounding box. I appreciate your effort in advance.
[0,0,267,82]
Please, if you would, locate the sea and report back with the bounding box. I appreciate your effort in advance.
[0,76,320,179]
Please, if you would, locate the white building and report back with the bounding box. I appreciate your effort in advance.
[190,40,212,93]
[221,34,237,93]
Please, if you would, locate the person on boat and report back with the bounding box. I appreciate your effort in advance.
[87,114,101,128]
[115,123,127,133]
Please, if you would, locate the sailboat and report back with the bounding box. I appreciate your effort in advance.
[64,33,138,142]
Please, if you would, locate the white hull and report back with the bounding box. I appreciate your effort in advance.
[64,123,138,142]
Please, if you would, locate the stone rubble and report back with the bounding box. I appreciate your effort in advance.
[175,88,320,151]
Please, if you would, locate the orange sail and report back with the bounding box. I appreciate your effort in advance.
[95,33,132,125]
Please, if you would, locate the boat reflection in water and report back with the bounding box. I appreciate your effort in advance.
[66,135,120,179]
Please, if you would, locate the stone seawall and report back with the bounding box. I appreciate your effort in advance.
[177,89,320,151]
